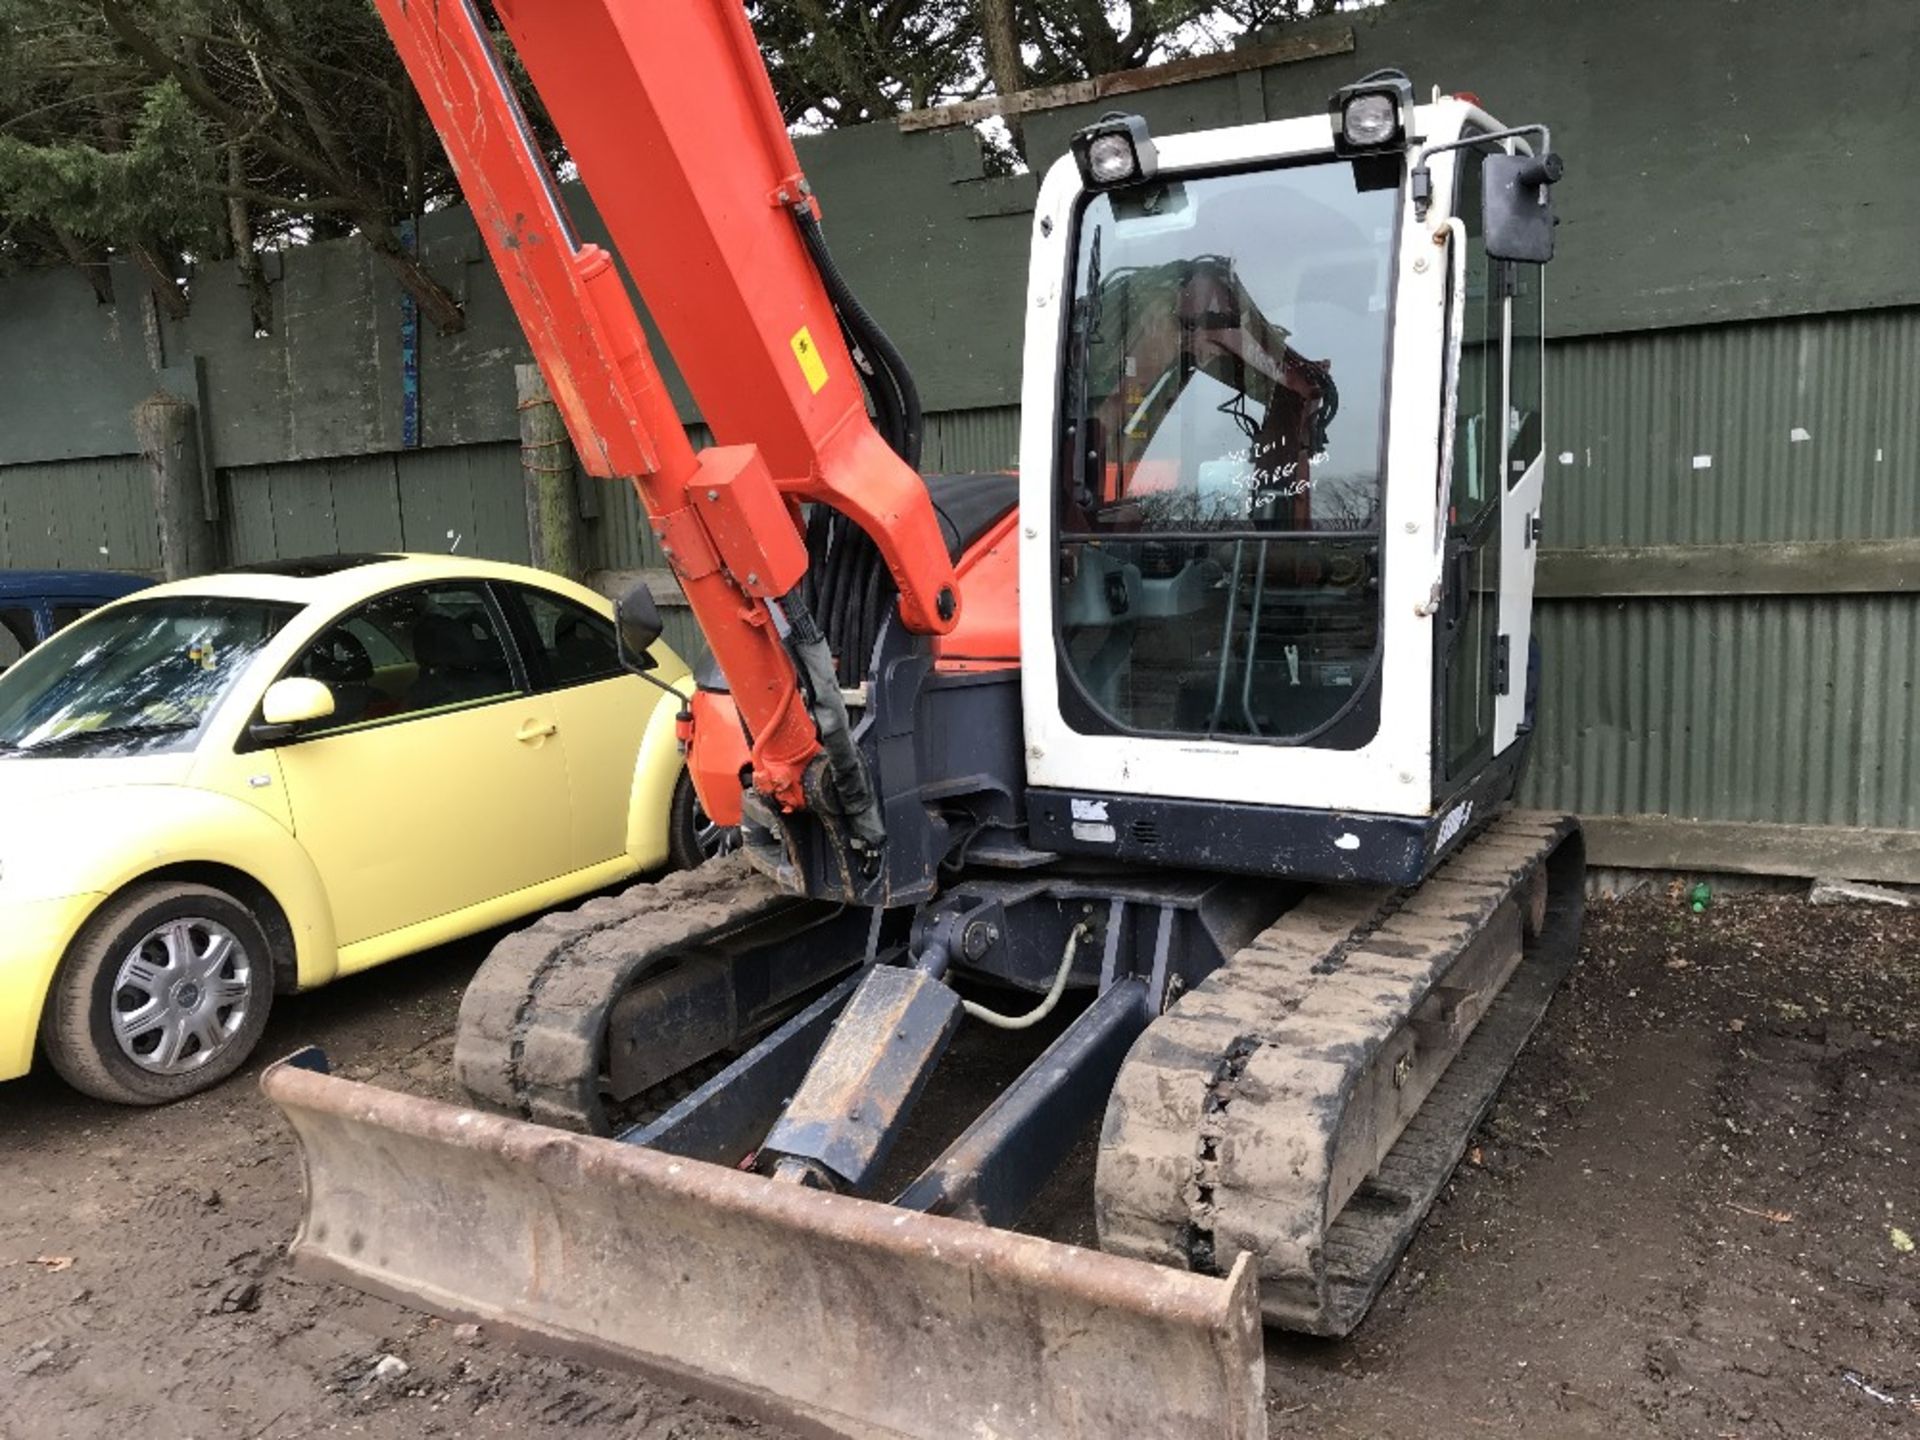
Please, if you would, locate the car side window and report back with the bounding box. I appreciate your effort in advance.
[49,603,97,632]
[510,586,625,688]
[292,584,519,736]
[0,607,33,671]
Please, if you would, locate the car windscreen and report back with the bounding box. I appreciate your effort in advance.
[0,596,299,758]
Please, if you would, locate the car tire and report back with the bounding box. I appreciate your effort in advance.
[668,768,740,871]
[40,882,276,1106]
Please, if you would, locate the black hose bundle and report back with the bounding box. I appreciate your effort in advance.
[789,202,917,689]
[802,505,896,689]
[791,205,923,471]
[779,587,886,852]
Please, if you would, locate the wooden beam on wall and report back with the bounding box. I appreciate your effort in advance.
[1536,538,1920,600]
[898,28,1355,134]
[1582,815,1920,885]
[611,539,1920,607]
[586,567,688,608]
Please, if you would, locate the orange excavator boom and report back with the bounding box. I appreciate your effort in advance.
[371,0,960,811]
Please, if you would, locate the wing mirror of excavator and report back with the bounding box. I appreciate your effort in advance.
[614,582,664,674]
[1482,151,1564,264]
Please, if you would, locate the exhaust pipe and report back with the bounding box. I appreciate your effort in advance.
[263,1056,1267,1440]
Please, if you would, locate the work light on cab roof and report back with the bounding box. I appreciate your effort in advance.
[1070,112,1158,189]
[1329,66,1417,154]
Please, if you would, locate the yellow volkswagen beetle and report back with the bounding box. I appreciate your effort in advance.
[0,553,708,1105]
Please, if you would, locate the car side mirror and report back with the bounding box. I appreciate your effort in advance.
[1483,151,1563,264]
[251,676,335,744]
[614,582,664,674]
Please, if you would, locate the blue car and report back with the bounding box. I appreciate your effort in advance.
[0,570,154,673]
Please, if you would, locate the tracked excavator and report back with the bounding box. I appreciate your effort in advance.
[261,5,1582,1436]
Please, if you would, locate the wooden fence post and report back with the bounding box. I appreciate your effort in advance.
[516,364,583,579]
[132,392,219,579]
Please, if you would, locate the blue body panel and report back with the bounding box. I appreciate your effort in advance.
[0,569,152,646]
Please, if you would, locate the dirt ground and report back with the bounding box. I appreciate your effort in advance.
[2,886,1915,1439]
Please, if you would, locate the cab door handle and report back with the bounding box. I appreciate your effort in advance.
[515,718,559,743]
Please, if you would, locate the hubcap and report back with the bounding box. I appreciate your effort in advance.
[692,794,741,860]
[109,918,254,1076]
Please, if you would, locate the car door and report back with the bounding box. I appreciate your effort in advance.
[498,582,663,870]
[267,581,572,952]
[0,605,33,675]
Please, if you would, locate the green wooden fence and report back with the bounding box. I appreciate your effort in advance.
[2,0,1915,879]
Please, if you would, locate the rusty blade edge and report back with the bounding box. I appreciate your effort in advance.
[261,1057,1268,1440]
[285,1223,873,1440]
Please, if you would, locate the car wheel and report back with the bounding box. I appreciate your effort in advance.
[668,768,740,871]
[41,882,276,1106]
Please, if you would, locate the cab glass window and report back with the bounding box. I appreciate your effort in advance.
[291,584,519,735]
[1055,158,1397,747]
[1449,141,1501,530]
[509,587,624,688]
[1507,261,1543,486]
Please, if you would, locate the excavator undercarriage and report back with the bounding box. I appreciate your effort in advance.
[266,813,1581,1437]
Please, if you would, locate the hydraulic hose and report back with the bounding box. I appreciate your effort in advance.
[779,202,924,850]
[792,206,924,470]
[961,924,1091,1032]
[779,589,886,851]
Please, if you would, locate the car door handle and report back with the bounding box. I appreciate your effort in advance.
[515,718,559,743]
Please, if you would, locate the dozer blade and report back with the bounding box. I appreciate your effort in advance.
[262,1057,1268,1440]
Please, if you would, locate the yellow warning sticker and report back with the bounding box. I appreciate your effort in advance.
[790,326,829,394]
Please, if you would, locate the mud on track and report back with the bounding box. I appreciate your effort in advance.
[2,891,1915,1439]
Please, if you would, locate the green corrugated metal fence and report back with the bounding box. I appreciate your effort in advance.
[1,0,1914,877]
[224,444,531,566]
[0,454,159,572]
[1550,308,1920,548]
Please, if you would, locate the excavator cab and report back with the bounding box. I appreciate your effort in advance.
[262,7,1583,1436]
[1027,95,1561,886]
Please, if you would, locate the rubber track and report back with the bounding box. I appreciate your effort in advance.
[453,855,803,1134]
[1096,810,1582,1336]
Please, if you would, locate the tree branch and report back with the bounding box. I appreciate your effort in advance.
[210,184,359,213]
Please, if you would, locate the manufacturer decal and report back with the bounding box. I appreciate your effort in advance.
[1435,799,1474,851]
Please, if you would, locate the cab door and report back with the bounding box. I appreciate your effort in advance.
[1495,257,1546,750]
[268,581,572,953]
[1437,139,1506,788]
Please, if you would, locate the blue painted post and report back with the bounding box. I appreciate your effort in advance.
[400,219,421,449]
